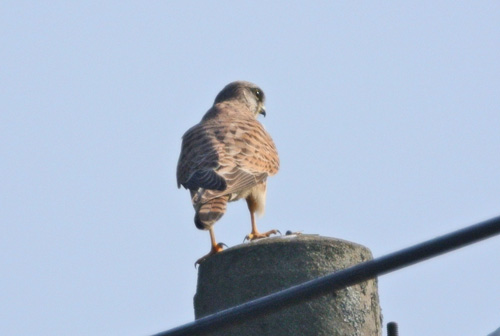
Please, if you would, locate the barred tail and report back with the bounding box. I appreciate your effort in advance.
[194,196,228,230]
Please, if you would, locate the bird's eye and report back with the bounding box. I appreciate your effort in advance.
[254,89,262,100]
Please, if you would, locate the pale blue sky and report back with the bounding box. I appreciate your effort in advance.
[1,2,500,335]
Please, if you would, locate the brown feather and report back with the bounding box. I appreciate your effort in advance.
[176,81,279,230]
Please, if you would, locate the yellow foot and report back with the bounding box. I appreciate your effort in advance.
[243,229,281,242]
[194,243,227,268]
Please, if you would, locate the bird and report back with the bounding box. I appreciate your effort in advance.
[176,81,280,265]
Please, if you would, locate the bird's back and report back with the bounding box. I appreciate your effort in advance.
[176,102,279,204]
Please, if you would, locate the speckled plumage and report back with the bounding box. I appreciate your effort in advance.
[177,81,279,234]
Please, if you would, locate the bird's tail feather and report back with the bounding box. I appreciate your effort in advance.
[194,196,228,230]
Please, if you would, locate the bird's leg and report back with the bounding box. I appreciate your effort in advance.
[195,227,226,267]
[244,198,280,242]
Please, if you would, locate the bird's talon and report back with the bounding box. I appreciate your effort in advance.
[195,242,226,268]
[243,229,280,241]
[216,242,228,251]
[194,258,205,268]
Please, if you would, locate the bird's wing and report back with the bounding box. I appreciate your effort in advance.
[176,122,224,190]
[232,118,280,177]
[177,111,279,203]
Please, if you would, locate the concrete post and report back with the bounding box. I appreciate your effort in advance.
[194,234,382,336]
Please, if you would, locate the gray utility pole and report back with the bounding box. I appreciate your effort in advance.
[194,235,382,336]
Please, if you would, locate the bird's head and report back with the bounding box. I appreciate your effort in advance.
[214,81,266,118]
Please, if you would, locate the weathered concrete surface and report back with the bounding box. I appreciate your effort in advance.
[194,234,382,336]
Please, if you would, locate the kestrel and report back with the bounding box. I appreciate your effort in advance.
[176,81,280,265]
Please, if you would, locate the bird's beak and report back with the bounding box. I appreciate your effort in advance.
[259,106,266,117]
